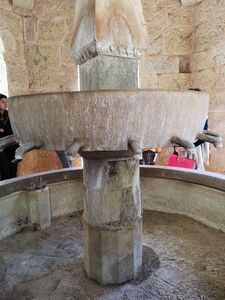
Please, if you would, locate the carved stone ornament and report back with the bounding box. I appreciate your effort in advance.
[71,0,147,64]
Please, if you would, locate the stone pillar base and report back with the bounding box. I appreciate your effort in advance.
[83,218,142,285]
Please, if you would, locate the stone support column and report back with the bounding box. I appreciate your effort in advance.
[71,0,147,284]
[83,159,142,284]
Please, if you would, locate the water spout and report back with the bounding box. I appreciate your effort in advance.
[0,135,18,152]
[67,141,82,160]
[196,131,223,149]
[128,140,142,160]
[14,142,41,161]
[171,136,195,153]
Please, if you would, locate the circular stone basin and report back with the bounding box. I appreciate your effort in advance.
[9,90,208,152]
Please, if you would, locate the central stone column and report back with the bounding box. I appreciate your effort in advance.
[71,0,147,284]
[83,159,142,284]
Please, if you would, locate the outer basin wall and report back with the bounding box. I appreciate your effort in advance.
[0,167,225,240]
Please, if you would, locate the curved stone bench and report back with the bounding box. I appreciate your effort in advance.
[0,166,225,240]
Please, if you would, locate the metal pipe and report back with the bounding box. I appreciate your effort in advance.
[56,151,71,168]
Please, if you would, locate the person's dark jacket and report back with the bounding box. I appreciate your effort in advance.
[0,110,18,180]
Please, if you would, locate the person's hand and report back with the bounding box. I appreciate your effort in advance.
[0,128,4,133]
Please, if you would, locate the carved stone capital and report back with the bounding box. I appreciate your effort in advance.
[71,0,147,64]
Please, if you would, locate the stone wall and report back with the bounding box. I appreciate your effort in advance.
[140,0,193,90]
[191,0,225,173]
[0,0,77,96]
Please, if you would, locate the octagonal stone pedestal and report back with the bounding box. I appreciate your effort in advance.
[83,219,142,284]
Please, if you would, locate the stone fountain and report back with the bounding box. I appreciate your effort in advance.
[6,0,209,285]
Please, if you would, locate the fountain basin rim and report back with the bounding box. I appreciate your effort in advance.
[0,167,225,198]
[8,89,208,100]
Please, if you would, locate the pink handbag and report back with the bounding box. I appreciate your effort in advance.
[167,153,195,169]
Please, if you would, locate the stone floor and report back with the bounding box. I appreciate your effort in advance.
[0,211,225,300]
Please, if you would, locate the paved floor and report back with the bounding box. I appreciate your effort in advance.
[0,211,225,300]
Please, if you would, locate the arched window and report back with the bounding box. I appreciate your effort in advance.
[0,38,8,96]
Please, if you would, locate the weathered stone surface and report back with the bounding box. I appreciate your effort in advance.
[158,73,191,90]
[82,158,142,284]
[210,91,225,112]
[71,0,147,64]
[142,177,225,232]
[7,65,28,89]
[0,191,27,240]
[50,180,83,218]
[83,159,141,226]
[28,187,51,229]
[208,111,225,173]
[12,0,34,16]
[192,69,216,90]
[0,57,8,96]
[4,12,23,40]
[143,6,168,28]
[0,15,7,29]
[28,66,77,91]
[139,73,158,89]
[216,74,225,89]
[193,20,225,52]
[145,27,163,55]
[193,0,225,26]
[168,7,192,26]
[214,43,225,66]
[79,56,138,90]
[163,27,192,55]
[57,66,77,91]
[62,37,77,65]
[83,220,142,284]
[37,18,66,42]
[0,30,26,63]
[0,0,12,11]
[140,55,179,74]
[191,49,215,71]
[155,0,181,7]
[82,158,142,285]
[180,0,200,5]
[9,90,208,152]
[33,0,75,18]
[27,44,61,68]
[24,17,36,42]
